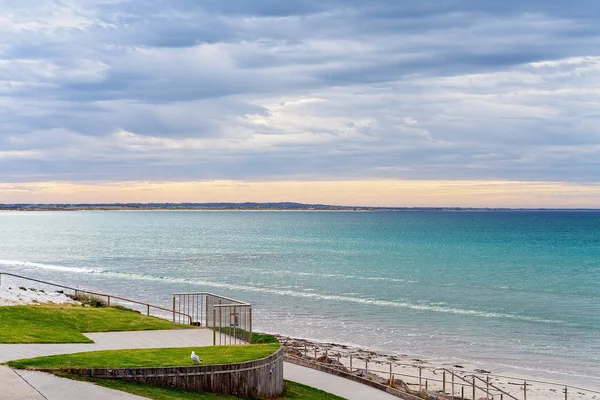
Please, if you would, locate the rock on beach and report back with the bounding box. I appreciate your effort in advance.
[0,285,77,306]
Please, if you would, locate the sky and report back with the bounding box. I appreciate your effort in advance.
[1,0,600,207]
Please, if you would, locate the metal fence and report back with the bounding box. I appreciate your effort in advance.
[0,272,191,324]
[282,339,600,400]
[172,292,252,345]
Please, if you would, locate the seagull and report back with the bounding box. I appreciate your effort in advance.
[191,351,202,364]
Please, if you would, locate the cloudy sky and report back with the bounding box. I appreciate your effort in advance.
[1,0,600,206]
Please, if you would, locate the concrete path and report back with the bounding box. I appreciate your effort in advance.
[0,329,400,400]
[14,369,147,400]
[284,362,399,400]
[0,366,45,400]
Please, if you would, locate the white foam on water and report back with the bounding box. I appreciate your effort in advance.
[1,259,569,326]
[0,259,106,274]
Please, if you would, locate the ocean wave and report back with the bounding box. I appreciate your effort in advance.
[0,259,571,326]
[251,268,414,283]
[0,259,106,274]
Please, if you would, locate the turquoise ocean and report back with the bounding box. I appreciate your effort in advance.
[1,211,599,386]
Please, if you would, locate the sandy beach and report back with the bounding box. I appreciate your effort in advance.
[277,335,600,400]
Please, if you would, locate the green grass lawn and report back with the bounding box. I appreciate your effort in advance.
[0,305,187,343]
[66,377,345,400]
[8,344,281,369]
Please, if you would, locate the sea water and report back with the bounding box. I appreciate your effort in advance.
[0,211,599,386]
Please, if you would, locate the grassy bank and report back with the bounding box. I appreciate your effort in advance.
[0,305,187,343]
[8,344,280,369]
[67,377,345,400]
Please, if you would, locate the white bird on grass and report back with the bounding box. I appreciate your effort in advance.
[191,351,202,364]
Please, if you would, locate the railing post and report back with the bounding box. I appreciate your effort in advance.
[107,296,110,307]
[146,304,150,316]
[487,375,490,400]
[419,367,423,391]
[389,363,393,385]
[205,295,209,328]
[565,386,568,400]
[233,305,237,345]
[172,296,176,329]
[443,370,446,399]
[452,371,455,399]
[473,377,476,400]
[248,307,252,344]
[350,355,353,372]
[213,308,216,346]
[365,360,368,376]
[218,306,222,346]
[524,380,527,400]
[462,385,465,400]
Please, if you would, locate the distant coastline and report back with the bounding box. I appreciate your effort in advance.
[0,203,598,211]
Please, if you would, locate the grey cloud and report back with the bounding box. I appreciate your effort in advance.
[1,0,600,184]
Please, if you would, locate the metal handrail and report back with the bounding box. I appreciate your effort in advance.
[172,291,251,306]
[283,342,600,399]
[0,272,192,324]
[465,373,519,400]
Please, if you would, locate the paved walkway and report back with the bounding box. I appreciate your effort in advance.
[284,362,398,400]
[0,366,45,400]
[0,329,398,400]
[7,367,148,400]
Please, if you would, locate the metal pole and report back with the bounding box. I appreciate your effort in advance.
[419,367,423,391]
[365,360,368,376]
[205,295,209,328]
[452,371,455,399]
[565,386,568,400]
[443,371,446,399]
[473,377,476,400]
[233,306,237,345]
[389,363,393,385]
[213,308,216,346]
[524,380,527,400]
[172,296,176,329]
[249,307,252,344]
[462,385,465,400]
[147,304,150,316]
[350,355,353,372]
[487,375,490,400]
[219,306,222,346]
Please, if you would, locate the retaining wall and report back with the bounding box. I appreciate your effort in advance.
[44,347,284,398]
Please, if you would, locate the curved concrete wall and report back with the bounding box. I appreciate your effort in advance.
[45,347,284,398]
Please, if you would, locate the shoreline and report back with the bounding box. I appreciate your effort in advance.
[2,280,599,400]
[274,334,600,400]
[3,205,600,212]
